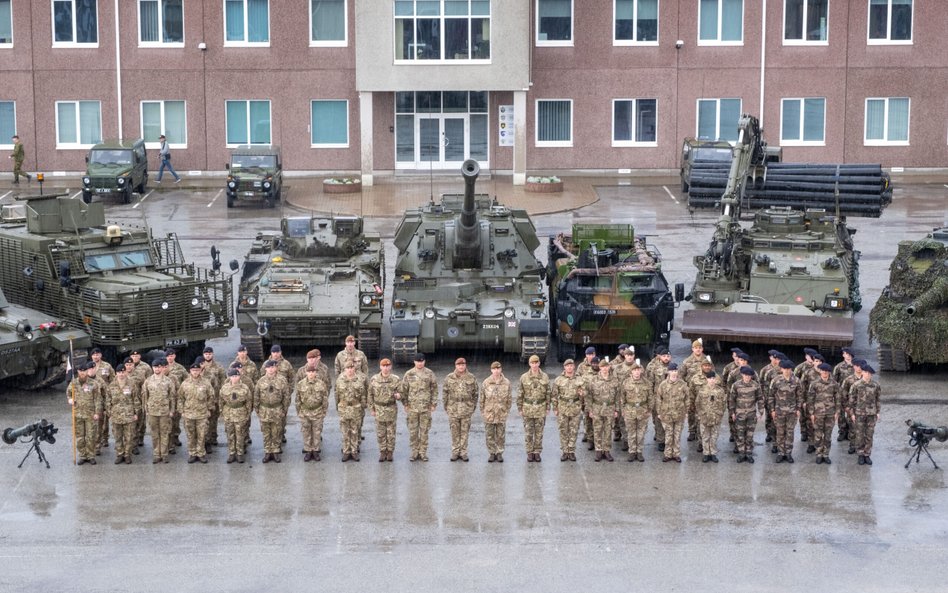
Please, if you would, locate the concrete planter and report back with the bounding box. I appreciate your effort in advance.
[323,178,362,194]
[525,179,564,193]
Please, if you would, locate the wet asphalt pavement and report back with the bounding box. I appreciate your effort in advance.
[1,180,947,591]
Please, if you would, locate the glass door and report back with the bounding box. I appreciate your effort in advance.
[415,114,469,168]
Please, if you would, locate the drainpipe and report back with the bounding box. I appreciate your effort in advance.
[114,0,123,140]
[759,0,766,129]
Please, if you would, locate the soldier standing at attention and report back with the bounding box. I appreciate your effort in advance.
[795,348,820,446]
[646,346,671,450]
[88,348,113,455]
[576,346,598,445]
[106,364,140,464]
[726,350,756,452]
[397,353,438,462]
[141,358,177,464]
[768,359,802,463]
[129,350,153,384]
[686,357,715,453]
[369,359,400,462]
[267,345,295,446]
[729,366,763,463]
[518,355,551,462]
[619,361,651,462]
[695,371,727,463]
[296,365,330,462]
[123,358,147,452]
[442,358,478,462]
[552,359,585,462]
[758,350,784,451]
[480,361,512,462]
[68,362,105,465]
[335,334,369,377]
[833,347,857,443]
[808,362,839,464]
[220,368,253,463]
[336,362,368,462]
[611,345,630,443]
[255,359,290,463]
[165,349,189,449]
[232,344,260,386]
[201,347,226,449]
[587,359,619,462]
[679,339,707,443]
[721,348,742,444]
[9,135,31,184]
[296,349,331,386]
[179,362,214,464]
[850,364,881,466]
[840,359,867,455]
[656,363,689,462]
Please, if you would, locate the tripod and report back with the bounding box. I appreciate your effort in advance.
[905,436,938,469]
[17,435,50,469]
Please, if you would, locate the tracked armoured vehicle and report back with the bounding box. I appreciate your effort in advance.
[547,224,682,361]
[237,215,384,360]
[0,195,234,364]
[869,228,948,371]
[389,160,549,364]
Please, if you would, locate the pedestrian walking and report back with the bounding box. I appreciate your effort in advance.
[155,134,181,183]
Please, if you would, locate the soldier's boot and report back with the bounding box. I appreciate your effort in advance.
[736,455,745,463]
[627,453,636,462]
[697,444,703,453]
[637,452,645,462]
[451,453,460,462]
[262,454,271,463]
[315,452,322,462]
[303,452,312,462]
[594,451,603,462]
[461,454,469,462]
[272,453,281,463]
[386,451,393,462]
[729,435,735,442]
[87,458,96,465]
[776,455,785,463]
[237,455,245,463]
[710,455,719,463]
[341,453,350,462]
[621,442,628,451]
[168,447,176,455]
[657,443,665,452]
[351,452,359,462]
[687,433,696,442]
[199,456,207,464]
[380,452,386,462]
[733,445,739,454]
[786,454,794,463]
[227,454,236,464]
[745,455,754,464]
[800,434,808,442]
[613,431,622,442]
[174,438,183,447]
[570,452,578,461]
[132,447,139,455]
[488,454,496,463]
[495,453,502,463]
[188,456,197,464]
[702,455,710,463]
[535,453,542,462]
[152,457,160,464]
[603,452,613,462]
[848,445,856,454]
[587,441,595,451]
[125,456,132,464]
[526,453,534,462]
[114,456,124,465]
[858,455,866,465]
[806,444,816,454]
[815,456,823,464]
[581,435,588,443]
[823,457,831,465]
[662,456,670,463]
[865,456,872,465]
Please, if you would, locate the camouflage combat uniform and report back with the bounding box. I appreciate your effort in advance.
[656,377,689,459]
[728,379,763,458]
[646,357,670,444]
[336,373,368,457]
[178,376,213,458]
[219,380,253,458]
[587,372,619,454]
[576,359,598,443]
[296,375,330,456]
[141,373,177,461]
[369,371,401,458]
[833,360,856,440]
[795,361,819,441]
[480,373,512,457]
[768,374,802,458]
[722,359,739,441]
[202,360,227,446]
[69,374,104,462]
[399,367,438,460]
[695,380,727,457]
[679,353,706,440]
[759,361,781,442]
[106,374,140,462]
[335,348,369,377]
[93,360,115,449]
[517,369,551,456]
[619,374,651,458]
[551,371,585,457]
[167,360,189,445]
[270,357,296,443]
[838,371,863,453]
[443,370,479,459]
[807,376,839,458]
[687,370,713,446]
[850,377,881,457]
[254,374,290,455]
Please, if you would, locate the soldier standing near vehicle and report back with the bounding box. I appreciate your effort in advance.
[551,359,585,462]
[335,335,369,376]
[296,349,331,386]
[123,358,146,451]
[768,359,802,463]
[106,364,140,464]
[576,346,598,446]
[336,362,368,462]
[480,361,512,462]
[141,358,177,464]
[201,347,226,449]
[808,362,839,464]
[233,344,260,386]
[795,348,821,446]
[178,362,213,464]
[695,371,727,463]
[840,358,867,455]
[518,355,551,462]
[88,348,113,455]
[759,350,784,451]
[68,362,105,465]
[656,363,689,462]
[729,366,763,463]
[165,349,188,449]
[721,348,742,444]
[442,358,478,462]
[219,368,253,463]
[646,346,671,450]
[679,339,707,443]
[833,347,857,443]
[255,359,290,463]
[619,361,651,462]
[369,359,400,462]
[686,357,715,453]
[586,360,619,462]
[129,350,153,384]
[267,345,295,446]
[850,364,881,466]
[397,353,438,462]
[611,345,630,444]
[296,365,330,462]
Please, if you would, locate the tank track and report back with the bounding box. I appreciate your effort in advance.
[392,336,418,366]
[12,362,67,391]
[877,344,911,372]
[520,336,550,363]
[357,328,381,361]
[241,334,266,362]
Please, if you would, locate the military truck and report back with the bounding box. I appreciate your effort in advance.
[237,215,384,360]
[82,139,149,204]
[225,146,283,208]
[0,194,235,364]
[547,224,683,361]
[389,160,549,364]
[869,228,948,371]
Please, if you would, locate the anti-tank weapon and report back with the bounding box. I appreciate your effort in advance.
[905,419,948,469]
[3,419,58,469]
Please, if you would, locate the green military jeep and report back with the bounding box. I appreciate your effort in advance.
[226,146,283,208]
[82,139,149,204]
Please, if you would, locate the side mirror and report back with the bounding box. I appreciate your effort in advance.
[674,283,685,302]
[229,259,239,272]
[225,163,230,170]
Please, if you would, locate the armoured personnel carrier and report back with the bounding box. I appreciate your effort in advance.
[869,228,948,371]
[547,224,682,361]
[0,194,234,363]
[389,160,549,364]
[237,215,384,360]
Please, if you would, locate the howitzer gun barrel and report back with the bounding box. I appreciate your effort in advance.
[455,159,482,268]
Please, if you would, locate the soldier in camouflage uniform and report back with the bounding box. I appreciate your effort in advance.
[795,348,822,446]
[619,362,651,462]
[200,347,226,448]
[165,349,189,448]
[232,344,260,386]
[686,357,715,452]
[397,353,438,462]
[610,345,630,443]
[807,362,839,464]
[552,359,585,461]
[679,339,707,442]
[105,364,140,464]
[586,360,619,462]
[759,350,784,450]
[296,349,332,386]
[90,348,114,451]
[141,358,177,463]
[656,363,689,462]
[443,358,478,462]
[68,361,105,465]
[576,346,598,446]
[726,351,756,453]
[335,335,369,376]
[480,362,512,462]
[255,359,290,463]
[728,366,763,463]
[833,347,857,443]
[768,359,802,463]
[219,368,253,463]
[296,365,330,462]
[336,362,368,461]
[179,362,214,463]
[850,364,881,466]
[721,348,742,444]
[518,355,551,462]
[267,344,296,447]
[646,346,671,450]
[695,371,727,462]
[840,359,867,455]
[369,359,400,462]
[123,358,147,450]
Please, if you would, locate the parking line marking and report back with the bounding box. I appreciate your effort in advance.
[133,190,154,209]
[207,189,222,208]
[662,185,679,204]
[0,191,11,201]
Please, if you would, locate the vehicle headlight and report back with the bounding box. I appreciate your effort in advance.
[361,295,373,305]
[227,180,237,190]
[191,297,200,307]
[160,301,169,310]
[117,177,126,186]
[82,176,91,185]
[247,296,257,306]
[424,309,435,319]
[262,181,272,190]
[504,308,515,318]
[696,291,714,303]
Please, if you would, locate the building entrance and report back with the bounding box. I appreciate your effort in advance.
[396,91,489,170]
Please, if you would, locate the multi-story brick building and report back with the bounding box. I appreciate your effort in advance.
[1,1,944,184]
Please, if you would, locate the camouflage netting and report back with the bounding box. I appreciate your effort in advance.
[868,238,948,363]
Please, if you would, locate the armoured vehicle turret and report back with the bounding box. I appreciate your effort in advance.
[389,160,549,364]
[869,228,948,371]
[0,194,235,364]
[547,224,683,361]
[237,215,384,360]
[680,115,860,349]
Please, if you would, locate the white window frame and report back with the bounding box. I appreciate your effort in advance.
[140,100,188,149]
[0,100,15,149]
[695,98,742,141]
[51,0,100,48]
[611,99,658,147]
[536,0,573,47]
[867,0,913,45]
[225,99,271,147]
[223,0,270,47]
[697,0,743,46]
[780,97,826,146]
[0,0,12,48]
[137,0,186,47]
[864,97,910,146]
[54,100,102,149]
[782,0,829,46]
[535,98,573,148]
[309,0,347,47]
[394,0,492,63]
[613,0,660,46]
[310,99,349,148]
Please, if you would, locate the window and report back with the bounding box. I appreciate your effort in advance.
[55,100,102,148]
[0,102,14,148]
[696,98,741,141]
[698,0,742,44]
[780,98,825,145]
[394,91,489,163]
[536,99,572,147]
[311,100,348,147]
[0,0,12,45]
[614,0,658,44]
[395,0,490,61]
[141,100,187,148]
[225,100,270,145]
[868,0,912,44]
[613,99,657,146]
[53,0,99,46]
[224,0,269,45]
[865,97,909,145]
[784,0,827,43]
[311,0,346,46]
[537,0,571,45]
[139,0,184,45]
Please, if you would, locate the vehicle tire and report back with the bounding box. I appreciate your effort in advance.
[123,187,132,204]
[267,194,276,208]
[82,191,92,204]
[227,195,235,208]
